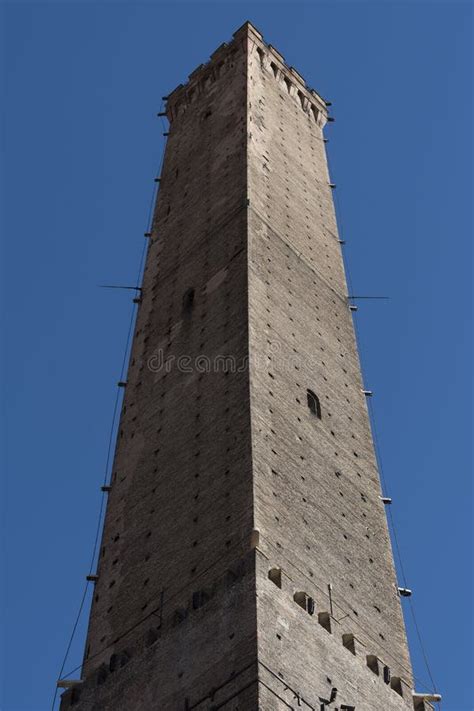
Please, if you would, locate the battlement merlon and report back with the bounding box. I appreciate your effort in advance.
[164,21,330,126]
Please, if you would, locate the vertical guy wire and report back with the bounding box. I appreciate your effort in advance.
[326,133,439,699]
[51,103,169,710]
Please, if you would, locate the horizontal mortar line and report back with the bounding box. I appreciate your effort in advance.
[251,119,326,146]
[258,202,342,252]
[254,396,380,487]
[263,197,341,238]
[259,658,362,710]
[249,368,374,456]
[107,450,394,629]
[146,199,247,286]
[256,540,414,682]
[248,321,363,379]
[79,538,255,677]
[187,660,256,709]
[253,412,379,488]
[257,131,332,169]
[102,486,252,545]
[151,195,245,253]
[248,204,349,305]
[248,197,340,256]
[258,508,390,612]
[104,507,254,560]
[258,512,394,612]
[190,671,259,710]
[251,392,378,471]
[117,391,250,447]
[115,456,385,572]
[250,306,362,372]
[257,457,385,532]
[254,145,332,182]
[254,461,389,549]
[95,528,251,626]
[257,536,366,620]
[258,679,296,709]
[134,332,249,373]
[84,542,413,693]
[256,168,339,218]
[251,338,365,400]
[142,247,247,330]
[258,165,339,208]
[255,417,380,501]
[259,660,315,709]
[97,484,252,560]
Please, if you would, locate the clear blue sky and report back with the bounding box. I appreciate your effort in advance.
[1,2,472,710]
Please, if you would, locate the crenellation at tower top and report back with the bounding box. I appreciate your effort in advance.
[166,21,328,127]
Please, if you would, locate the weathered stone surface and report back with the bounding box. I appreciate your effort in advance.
[60,22,419,711]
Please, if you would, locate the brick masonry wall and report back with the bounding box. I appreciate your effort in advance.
[246,26,415,710]
[60,22,426,711]
[61,27,258,711]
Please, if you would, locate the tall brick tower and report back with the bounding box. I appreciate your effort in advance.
[59,22,436,711]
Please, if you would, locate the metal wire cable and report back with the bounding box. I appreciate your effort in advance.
[50,316,133,711]
[328,138,440,700]
[51,112,168,710]
[50,583,89,710]
[368,399,439,699]
[58,529,249,681]
[53,109,440,708]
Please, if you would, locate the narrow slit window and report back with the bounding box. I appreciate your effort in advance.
[366,654,379,675]
[318,611,331,633]
[307,389,321,418]
[183,287,195,312]
[268,568,282,588]
[390,677,403,697]
[311,105,320,123]
[342,633,356,655]
[293,591,315,615]
[192,590,209,609]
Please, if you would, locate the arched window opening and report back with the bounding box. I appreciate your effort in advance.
[307,389,321,419]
